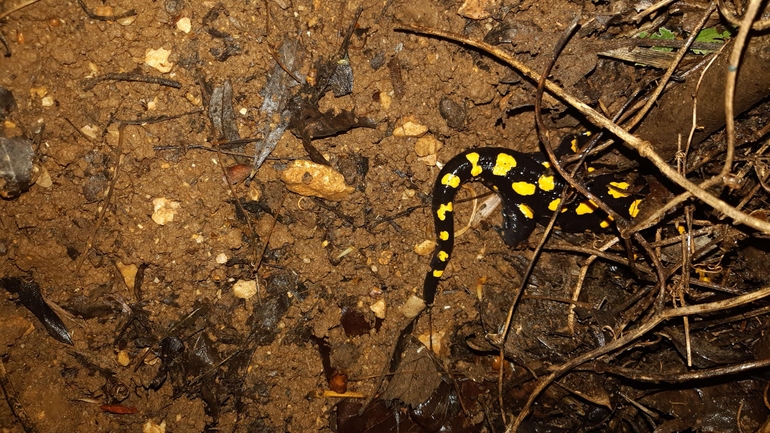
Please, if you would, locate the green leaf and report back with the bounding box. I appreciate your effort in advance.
[692,27,732,54]
[638,27,675,52]
[650,27,676,40]
[696,27,732,44]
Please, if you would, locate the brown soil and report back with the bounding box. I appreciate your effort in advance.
[2,0,770,432]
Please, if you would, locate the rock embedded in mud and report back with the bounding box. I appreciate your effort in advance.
[176,17,191,33]
[401,295,426,319]
[413,239,436,256]
[93,5,113,16]
[392,116,428,137]
[151,197,180,225]
[145,47,174,73]
[35,166,52,188]
[458,0,499,20]
[414,134,442,157]
[164,0,185,15]
[232,279,257,299]
[377,91,391,110]
[0,136,36,199]
[280,160,353,201]
[117,350,131,366]
[370,299,386,319]
[0,87,17,121]
[439,97,466,130]
[83,172,109,202]
[116,261,138,289]
[414,134,442,166]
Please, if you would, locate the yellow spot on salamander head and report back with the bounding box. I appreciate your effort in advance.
[608,181,631,199]
[629,199,642,218]
[438,251,449,262]
[492,153,517,176]
[441,173,461,188]
[538,175,555,191]
[575,200,598,215]
[599,214,615,228]
[432,269,443,278]
[518,203,534,219]
[465,152,483,177]
[571,138,579,153]
[511,181,536,196]
[437,202,453,221]
[548,198,561,212]
[439,230,449,241]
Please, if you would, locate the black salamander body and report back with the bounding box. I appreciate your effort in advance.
[423,133,643,305]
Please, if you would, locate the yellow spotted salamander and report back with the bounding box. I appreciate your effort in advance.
[423,133,644,305]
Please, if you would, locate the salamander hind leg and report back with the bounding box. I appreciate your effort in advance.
[497,202,538,248]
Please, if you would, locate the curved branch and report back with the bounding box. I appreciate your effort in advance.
[394,25,770,236]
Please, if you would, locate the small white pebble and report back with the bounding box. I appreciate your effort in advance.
[143,420,166,433]
[215,253,228,264]
[392,117,428,137]
[117,15,136,26]
[233,279,257,299]
[176,17,191,33]
[145,47,174,73]
[370,299,386,319]
[80,125,99,139]
[401,295,426,319]
[414,239,436,256]
[151,197,180,225]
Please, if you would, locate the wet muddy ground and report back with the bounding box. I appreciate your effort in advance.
[2,0,770,432]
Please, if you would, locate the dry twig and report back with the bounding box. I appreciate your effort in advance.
[509,285,770,432]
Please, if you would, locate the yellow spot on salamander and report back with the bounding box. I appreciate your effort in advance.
[511,181,536,196]
[542,161,551,169]
[493,185,499,191]
[571,138,579,153]
[439,231,449,241]
[608,181,631,199]
[492,153,517,176]
[432,269,443,278]
[548,198,561,212]
[599,214,615,228]
[575,200,598,215]
[438,251,449,261]
[538,175,555,191]
[441,173,461,188]
[587,166,596,173]
[518,203,534,219]
[629,199,642,218]
[437,202,453,221]
[466,152,483,177]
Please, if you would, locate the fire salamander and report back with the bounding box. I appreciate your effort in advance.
[423,132,644,305]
